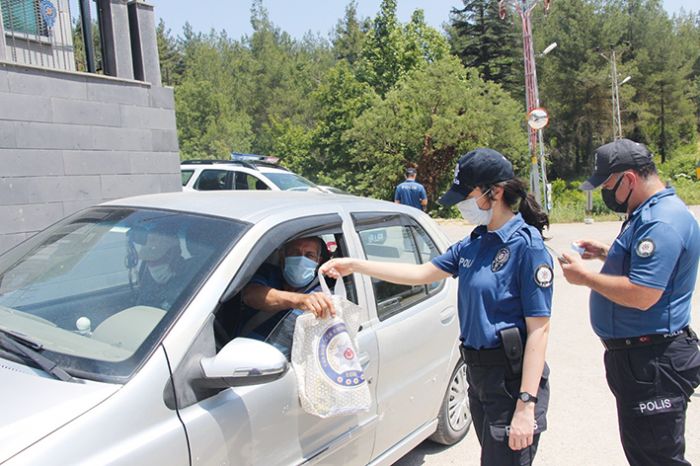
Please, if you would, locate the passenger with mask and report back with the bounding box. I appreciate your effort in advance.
[321,148,553,465]
[241,236,334,357]
[560,138,700,466]
[135,227,187,310]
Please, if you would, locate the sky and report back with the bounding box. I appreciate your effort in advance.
[147,0,698,40]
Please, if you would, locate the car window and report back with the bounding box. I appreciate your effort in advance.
[0,207,249,382]
[195,169,231,191]
[217,229,356,361]
[233,172,270,190]
[354,214,444,321]
[181,169,194,186]
[263,172,318,191]
[411,224,442,292]
[358,225,426,320]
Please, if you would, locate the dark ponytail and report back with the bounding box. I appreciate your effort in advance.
[489,178,549,234]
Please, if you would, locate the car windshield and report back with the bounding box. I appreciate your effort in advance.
[264,172,318,191]
[0,207,248,383]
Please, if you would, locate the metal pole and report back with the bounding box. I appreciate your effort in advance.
[612,51,623,139]
[503,0,549,211]
[79,0,96,72]
[520,4,542,207]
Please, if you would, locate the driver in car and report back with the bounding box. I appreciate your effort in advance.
[135,226,187,310]
[241,236,335,357]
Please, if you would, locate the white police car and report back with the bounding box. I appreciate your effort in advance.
[0,191,469,465]
[181,155,322,193]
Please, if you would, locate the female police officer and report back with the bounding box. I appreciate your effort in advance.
[320,148,553,465]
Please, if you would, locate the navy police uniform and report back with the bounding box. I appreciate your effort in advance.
[432,213,553,465]
[394,179,427,210]
[591,188,700,466]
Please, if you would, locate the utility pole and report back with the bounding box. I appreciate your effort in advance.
[599,49,631,141]
[499,0,552,212]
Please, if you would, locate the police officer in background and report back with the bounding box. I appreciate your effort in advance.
[561,138,700,466]
[322,149,553,465]
[394,167,428,210]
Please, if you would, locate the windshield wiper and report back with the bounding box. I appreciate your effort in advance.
[0,329,80,383]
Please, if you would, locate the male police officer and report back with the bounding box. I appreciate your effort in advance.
[560,138,700,465]
[394,167,427,210]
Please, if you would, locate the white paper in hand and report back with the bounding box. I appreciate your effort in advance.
[291,273,371,418]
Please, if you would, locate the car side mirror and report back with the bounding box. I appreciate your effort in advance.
[199,338,289,388]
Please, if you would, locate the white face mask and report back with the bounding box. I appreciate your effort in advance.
[456,191,493,225]
[148,263,173,284]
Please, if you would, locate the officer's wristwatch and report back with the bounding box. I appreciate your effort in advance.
[518,392,538,403]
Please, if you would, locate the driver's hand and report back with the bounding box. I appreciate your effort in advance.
[296,292,335,319]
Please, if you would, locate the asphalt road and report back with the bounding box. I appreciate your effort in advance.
[395,207,700,466]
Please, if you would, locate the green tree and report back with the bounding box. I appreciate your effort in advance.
[447,0,521,93]
[401,10,451,71]
[332,1,369,65]
[156,19,183,86]
[307,61,379,185]
[175,79,253,160]
[347,57,526,211]
[355,0,404,96]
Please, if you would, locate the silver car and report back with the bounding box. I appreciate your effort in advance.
[0,191,470,465]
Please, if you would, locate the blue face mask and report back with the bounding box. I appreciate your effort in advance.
[283,256,318,289]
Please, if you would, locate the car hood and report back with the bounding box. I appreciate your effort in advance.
[0,357,119,463]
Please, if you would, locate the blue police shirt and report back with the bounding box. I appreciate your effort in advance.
[590,188,700,339]
[395,180,427,210]
[431,214,554,349]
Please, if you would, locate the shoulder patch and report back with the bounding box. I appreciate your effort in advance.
[534,264,553,288]
[635,238,655,258]
[491,247,510,272]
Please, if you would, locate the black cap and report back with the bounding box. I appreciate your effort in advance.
[581,139,653,190]
[405,167,417,176]
[438,148,514,206]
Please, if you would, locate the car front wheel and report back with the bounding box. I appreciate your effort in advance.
[429,359,471,445]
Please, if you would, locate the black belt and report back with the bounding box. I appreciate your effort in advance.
[460,346,508,366]
[601,327,696,351]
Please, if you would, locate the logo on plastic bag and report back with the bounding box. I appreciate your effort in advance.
[318,322,365,387]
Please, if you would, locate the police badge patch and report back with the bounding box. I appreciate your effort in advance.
[636,238,655,258]
[491,247,510,272]
[534,264,553,288]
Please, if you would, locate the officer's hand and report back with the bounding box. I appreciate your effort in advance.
[295,292,336,319]
[319,258,355,279]
[560,252,591,286]
[575,239,609,261]
[509,402,535,451]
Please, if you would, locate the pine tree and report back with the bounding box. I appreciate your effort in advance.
[447,0,520,93]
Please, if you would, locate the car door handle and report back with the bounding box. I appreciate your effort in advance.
[358,352,373,383]
[440,306,456,325]
[358,352,370,368]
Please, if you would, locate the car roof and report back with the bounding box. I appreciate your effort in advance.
[180,160,289,173]
[102,191,418,225]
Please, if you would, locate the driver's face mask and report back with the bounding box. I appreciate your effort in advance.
[456,190,493,225]
[148,263,174,284]
[283,256,318,289]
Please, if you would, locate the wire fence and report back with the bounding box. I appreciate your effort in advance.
[1,0,75,71]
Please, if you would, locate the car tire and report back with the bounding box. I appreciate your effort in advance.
[429,359,471,446]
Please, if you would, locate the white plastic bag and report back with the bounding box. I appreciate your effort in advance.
[291,273,371,418]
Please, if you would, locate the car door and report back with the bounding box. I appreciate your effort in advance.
[171,214,379,465]
[351,212,458,456]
